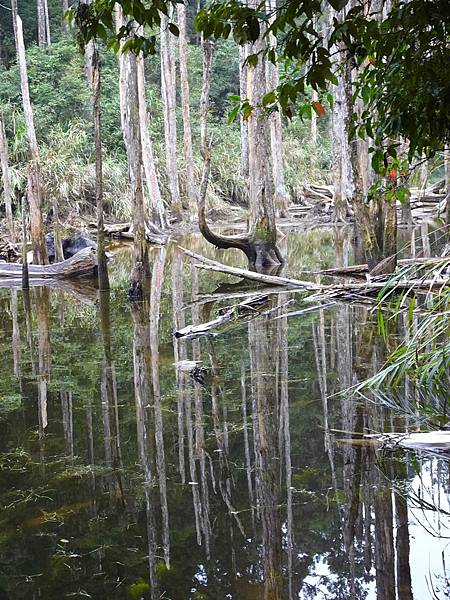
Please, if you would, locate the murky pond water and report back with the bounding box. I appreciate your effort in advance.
[0,226,448,600]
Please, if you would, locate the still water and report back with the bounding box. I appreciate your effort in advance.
[0,226,448,600]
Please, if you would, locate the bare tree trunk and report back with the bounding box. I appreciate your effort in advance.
[119,27,148,298]
[160,10,182,217]
[136,53,167,230]
[62,0,69,33]
[178,3,196,214]
[330,10,351,223]
[92,44,109,290]
[239,44,249,178]
[344,57,395,273]
[0,116,14,240]
[44,0,51,45]
[197,12,283,270]
[246,5,282,269]
[266,0,289,218]
[444,145,450,226]
[37,0,47,46]
[11,3,47,264]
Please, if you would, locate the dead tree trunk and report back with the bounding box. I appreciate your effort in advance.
[344,57,396,274]
[160,9,182,217]
[37,0,50,47]
[136,52,167,230]
[0,116,14,240]
[11,2,47,264]
[92,45,109,290]
[265,0,289,218]
[239,44,249,178]
[120,36,149,298]
[444,145,450,226]
[197,17,283,270]
[178,2,197,213]
[62,0,69,33]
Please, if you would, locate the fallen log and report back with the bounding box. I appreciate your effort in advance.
[89,221,168,245]
[337,431,450,455]
[0,246,98,279]
[174,294,269,339]
[179,247,321,290]
[313,255,450,277]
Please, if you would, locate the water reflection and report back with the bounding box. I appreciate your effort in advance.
[0,226,448,600]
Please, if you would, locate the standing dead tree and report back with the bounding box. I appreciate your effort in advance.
[11,0,48,265]
[0,115,14,241]
[198,10,284,271]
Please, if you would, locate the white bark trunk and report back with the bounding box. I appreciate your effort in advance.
[239,44,249,178]
[247,1,279,263]
[62,0,69,33]
[12,2,47,263]
[178,3,196,214]
[160,10,182,215]
[0,117,14,240]
[137,53,167,229]
[265,0,289,217]
[37,0,51,46]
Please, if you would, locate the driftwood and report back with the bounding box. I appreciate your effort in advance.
[88,221,168,245]
[337,431,450,455]
[290,182,447,224]
[174,294,269,339]
[312,255,450,277]
[0,246,97,279]
[179,247,321,290]
[180,247,449,305]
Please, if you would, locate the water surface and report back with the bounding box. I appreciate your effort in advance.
[0,226,448,600]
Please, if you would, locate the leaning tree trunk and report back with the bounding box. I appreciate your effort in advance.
[0,116,14,241]
[197,20,283,271]
[11,1,47,264]
[160,9,182,218]
[178,2,197,214]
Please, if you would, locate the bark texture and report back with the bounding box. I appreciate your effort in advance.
[121,43,148,297]
[0,116,14,240]
[197,13,283,270]
[266,0,289,217]
[12,3,47,264]
[178,3,197,213]
[160,10,182,216]
[92,45,109,290]
[136,52,166,229]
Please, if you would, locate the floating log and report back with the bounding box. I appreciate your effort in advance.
[0,246,98,279]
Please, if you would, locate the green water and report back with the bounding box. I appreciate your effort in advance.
[0,227,448,600]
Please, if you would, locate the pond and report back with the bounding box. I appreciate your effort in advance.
[0,225,448,600]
